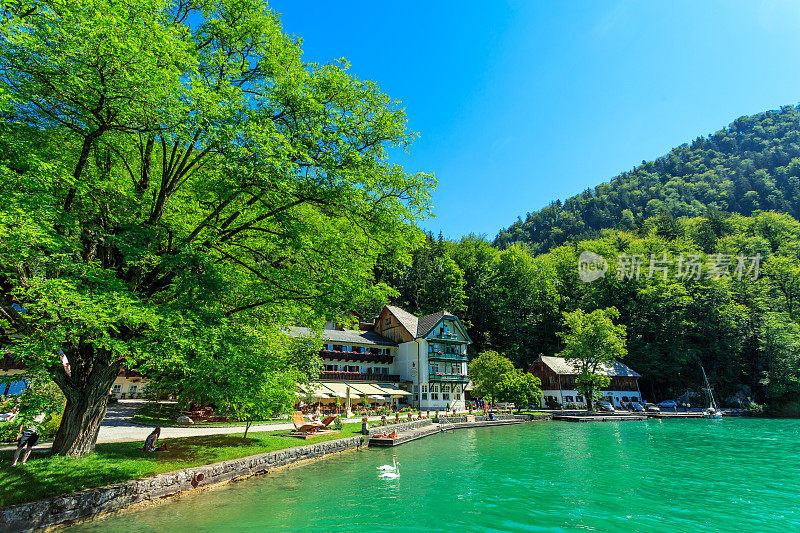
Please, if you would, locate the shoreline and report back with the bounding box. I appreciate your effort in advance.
[0,410,750,532]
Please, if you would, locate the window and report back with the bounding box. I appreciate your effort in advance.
[333,345,342,352]
[421,393,427,400]
[324,364,337,372]
[128,385,138,395]
[112,384,121,394]
[443,393,450,400]
[381,368,389,374]
[576,396,583,403]
[421,385,427,393]
[443,385,450,393]
[431,393,439,400]
[385,317,391,325]
[431,384,439,393]
[565,396,573,402]
[454,393,461,400]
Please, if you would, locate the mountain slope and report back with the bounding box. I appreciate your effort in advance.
[495,104,800,253]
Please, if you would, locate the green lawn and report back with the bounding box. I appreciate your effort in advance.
[0,423,364,508]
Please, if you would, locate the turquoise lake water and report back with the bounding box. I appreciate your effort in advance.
[69,418,800,532]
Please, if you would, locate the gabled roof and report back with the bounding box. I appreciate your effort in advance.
[416,310,450,337]
[384,305,419,338]
[384,305,472,343]
[535,356,640,378]
[285,326,397,347]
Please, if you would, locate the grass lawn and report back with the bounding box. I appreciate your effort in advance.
[0,423,363,508]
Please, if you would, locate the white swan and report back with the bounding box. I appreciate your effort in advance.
[377,455,400,478]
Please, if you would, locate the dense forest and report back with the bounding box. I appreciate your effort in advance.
[371,106,800,413]
[495,105,800,254]
[375,211,800,413]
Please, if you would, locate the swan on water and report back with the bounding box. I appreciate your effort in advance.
[377,455,400,478]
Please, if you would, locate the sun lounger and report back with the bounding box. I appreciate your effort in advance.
[291,411,324,435]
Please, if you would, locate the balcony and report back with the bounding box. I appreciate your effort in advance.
[433,333,461,341]
[319,350,393,364]
[319,371,401,382]
[428,353,467,363]
[428,373,470,383]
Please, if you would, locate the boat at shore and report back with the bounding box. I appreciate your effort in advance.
[701,365,723,419]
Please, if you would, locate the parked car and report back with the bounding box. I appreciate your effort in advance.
[628,402,645,412]
[644,403,661,412]
[596,401,615,412]
[658,400,678,408]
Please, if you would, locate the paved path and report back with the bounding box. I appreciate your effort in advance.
[1,400,388,452]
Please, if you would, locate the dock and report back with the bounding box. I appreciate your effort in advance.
[367,414,546,447]
[553,414,648,422]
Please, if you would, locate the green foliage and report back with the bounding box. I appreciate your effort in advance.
[468,350,515,404]
[144,326,319,438]
[0,0,433,454]
[557,307,627,411]
[759,313,800,404]
[496,370,542,411]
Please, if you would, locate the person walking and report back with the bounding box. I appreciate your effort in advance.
[12,412,48,467]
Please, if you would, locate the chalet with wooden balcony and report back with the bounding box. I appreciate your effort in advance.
[290,304,472,411]
[528,356,642,409]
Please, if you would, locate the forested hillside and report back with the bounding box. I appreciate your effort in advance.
[495,105,800,253]
[375,211,800,412]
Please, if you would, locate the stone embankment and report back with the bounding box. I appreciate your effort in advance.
[367,414,551,446]
[0,436,363,533]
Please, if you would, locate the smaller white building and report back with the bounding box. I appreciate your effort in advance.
[528,356,642,409]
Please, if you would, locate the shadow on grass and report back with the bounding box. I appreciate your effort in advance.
[96,434,264,464]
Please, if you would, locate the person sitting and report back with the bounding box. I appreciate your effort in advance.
[143,427,167,452]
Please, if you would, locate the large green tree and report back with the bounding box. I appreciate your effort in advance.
[0,0,432,455]
[557,307,627,411]
[496,369,542,412]
[467,350,515,407]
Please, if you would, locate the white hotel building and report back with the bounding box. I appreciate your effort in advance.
[289,305,472,412]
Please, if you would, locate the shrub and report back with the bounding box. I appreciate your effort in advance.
[333,416,343,430]
[40,412,63,438]
[0,421,18,443]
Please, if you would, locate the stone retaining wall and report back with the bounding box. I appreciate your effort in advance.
[366,418,433,437]
[0,436,364,533]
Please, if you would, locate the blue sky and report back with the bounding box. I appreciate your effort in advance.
[269,0,800,239]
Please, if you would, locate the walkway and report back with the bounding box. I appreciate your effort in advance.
[1,400,389,452]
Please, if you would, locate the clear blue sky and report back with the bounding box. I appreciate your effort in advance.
[269,0,800,239]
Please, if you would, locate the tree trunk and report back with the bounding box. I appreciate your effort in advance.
[586,387,594,411]
[50,349,121,456]
[243,421,251,439]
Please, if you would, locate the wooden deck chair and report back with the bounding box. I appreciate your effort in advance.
[291,411,324,435]
[320,415,337,428]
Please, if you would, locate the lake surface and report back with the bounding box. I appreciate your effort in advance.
[69,418,800,532]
